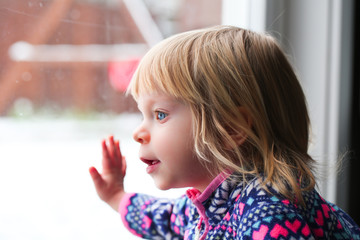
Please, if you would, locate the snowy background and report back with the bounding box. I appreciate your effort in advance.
[0,114,185,240]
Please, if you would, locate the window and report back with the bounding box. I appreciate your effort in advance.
[0,0,222,239]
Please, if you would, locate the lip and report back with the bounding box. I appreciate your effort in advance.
[140,158,161,174]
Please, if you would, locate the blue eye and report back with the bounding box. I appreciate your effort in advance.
[156,111,167,121]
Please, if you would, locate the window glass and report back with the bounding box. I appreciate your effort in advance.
[0,0,222,239]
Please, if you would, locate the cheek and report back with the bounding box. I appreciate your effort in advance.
[155,125,195,158]
[164,132,193,155]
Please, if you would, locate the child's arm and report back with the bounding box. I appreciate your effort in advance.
[120,193,189,239]
[89,135,126,211]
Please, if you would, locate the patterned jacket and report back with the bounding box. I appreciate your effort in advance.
[119,173,360,239]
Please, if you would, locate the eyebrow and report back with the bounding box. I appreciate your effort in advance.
[138,96,181,112]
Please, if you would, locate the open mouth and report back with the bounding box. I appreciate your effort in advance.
[141,158,161,173]
[141,158,160,166]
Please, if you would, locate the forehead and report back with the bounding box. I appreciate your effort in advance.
[130,69,192,108]
[136,91,186,109]
[128,64,168,102]
[128,37,193,102]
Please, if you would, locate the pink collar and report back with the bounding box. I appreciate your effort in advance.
[185,171,231,240]
[186,171,231,202]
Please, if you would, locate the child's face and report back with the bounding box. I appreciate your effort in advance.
[133,92,213,191]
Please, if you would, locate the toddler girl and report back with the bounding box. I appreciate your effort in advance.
[89,25,360,239]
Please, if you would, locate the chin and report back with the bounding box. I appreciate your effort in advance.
[153,178,171,190]
[155,183,171,191]
[153,178,181,191]
[154,179,188,191]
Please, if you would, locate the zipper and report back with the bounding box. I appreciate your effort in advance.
[194,216,203,240]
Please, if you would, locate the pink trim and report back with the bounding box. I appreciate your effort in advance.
[118,193,142,238]
[197,216,203,229]
[195,202,209,240]
[186,188,202,199]
[185,172,231,240]
[197,171,230,202]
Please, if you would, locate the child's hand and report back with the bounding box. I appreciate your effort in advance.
[89,135,127,211]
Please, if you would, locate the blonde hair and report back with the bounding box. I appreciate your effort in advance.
[128,25,315,205]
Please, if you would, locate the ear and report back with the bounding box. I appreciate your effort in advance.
[230,106,253,147]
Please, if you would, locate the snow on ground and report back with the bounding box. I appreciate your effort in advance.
[0,114,186,240]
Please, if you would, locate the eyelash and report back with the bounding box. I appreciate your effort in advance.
[155,111,168,121]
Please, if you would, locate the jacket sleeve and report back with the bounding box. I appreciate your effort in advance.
[236,195,360,240]
[119,193,191,240]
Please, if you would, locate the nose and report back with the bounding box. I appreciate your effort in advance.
[132,125,150,144]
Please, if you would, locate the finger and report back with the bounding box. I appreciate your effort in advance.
[102,139,112,169]
[114,140,122,166]
[121,156,127,176]
[108,135,116,164]
[89,166,105,190]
